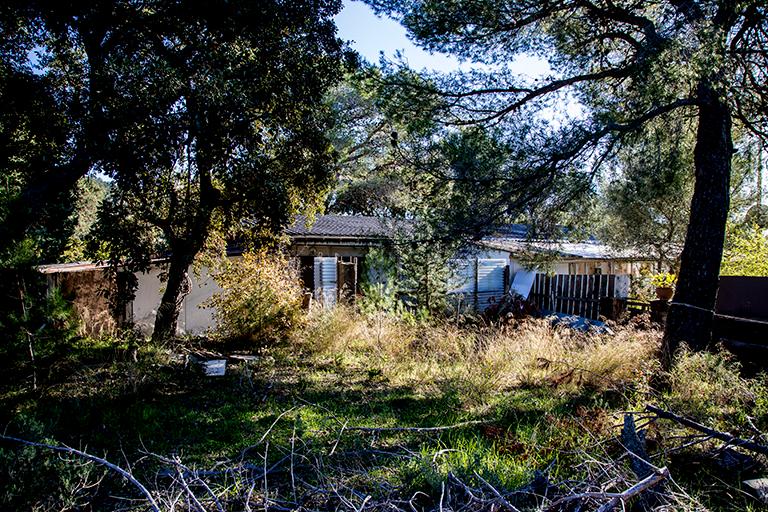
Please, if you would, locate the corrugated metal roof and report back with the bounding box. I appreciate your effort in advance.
[38,261,109,274]
[481,238,644,260]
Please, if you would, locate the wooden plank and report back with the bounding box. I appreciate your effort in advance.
[547,274,553,311]
[591,275,599,319]
[575,274,581,316]
[568,274,575,315]
[561,275,567,314]
[594,275,601,319]
[551,275,557,313]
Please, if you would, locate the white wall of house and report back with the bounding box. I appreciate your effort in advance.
[132,265,221,336]
[122,249,649,336]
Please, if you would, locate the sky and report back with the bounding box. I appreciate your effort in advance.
[334,1,586,124]
[334,1,551,78]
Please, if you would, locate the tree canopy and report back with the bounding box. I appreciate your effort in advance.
[365,0,768,354]
[85,0,347,341]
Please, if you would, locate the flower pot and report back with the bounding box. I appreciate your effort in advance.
[655,286,674,301]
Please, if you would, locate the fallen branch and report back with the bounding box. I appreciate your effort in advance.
[596,467,670,512]
[546,466,670,511]
[344,420,485,434]
[147,452,225,512]
[474,470,522,512]
[0,434,160,512]
[646,405,768,457]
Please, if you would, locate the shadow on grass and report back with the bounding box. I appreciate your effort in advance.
[0,340,626,474]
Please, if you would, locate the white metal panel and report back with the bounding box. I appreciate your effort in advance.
[476,259,507,311]
[313,257,337,307]
[510,269,537,299]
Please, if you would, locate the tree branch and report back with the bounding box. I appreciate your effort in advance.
[0,434,161,512]
[646,405,768,457]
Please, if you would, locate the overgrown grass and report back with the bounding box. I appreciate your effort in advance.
[294,306,661,402]
[1,307,766,511]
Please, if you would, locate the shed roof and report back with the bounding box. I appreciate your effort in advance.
[286,215,403,239]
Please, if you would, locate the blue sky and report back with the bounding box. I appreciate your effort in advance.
[334,1,550,77]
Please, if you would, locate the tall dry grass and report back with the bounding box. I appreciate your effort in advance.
[292,306,661,399]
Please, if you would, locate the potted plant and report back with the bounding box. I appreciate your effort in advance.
[650,273,676,301]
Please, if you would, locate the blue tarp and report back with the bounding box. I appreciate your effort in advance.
[541,310,614,334]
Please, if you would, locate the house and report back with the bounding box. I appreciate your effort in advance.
[39,215,655,335]
[286,215,399,305]
[480,223,651,276]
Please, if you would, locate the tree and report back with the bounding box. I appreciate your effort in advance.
[89,0,346,342]
[0,0,166,258]
[60,176,110,263]
[366,0,768,356]
[599,123,761,272]
[326,73,430,217]
[721,224,768,276]
[599,119,694,272]
[0,28,78,263]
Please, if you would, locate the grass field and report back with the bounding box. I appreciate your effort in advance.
[1,308,767,511]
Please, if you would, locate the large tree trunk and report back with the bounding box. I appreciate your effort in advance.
[663,82,732,363]
[150,185,216,343]
[151,251,195,344]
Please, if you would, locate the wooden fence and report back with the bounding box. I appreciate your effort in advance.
[529,273,630,320]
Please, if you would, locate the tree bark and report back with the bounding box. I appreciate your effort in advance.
[663,81,732,362]
[150,167,217,343]
[151,250,194,344]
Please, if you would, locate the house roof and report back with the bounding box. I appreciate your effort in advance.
[285,215,403,239]
[38,216,648,274]
[38,261,109,274]
[481,238,645,261]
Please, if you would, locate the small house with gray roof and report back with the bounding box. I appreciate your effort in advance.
[40,214,655,336]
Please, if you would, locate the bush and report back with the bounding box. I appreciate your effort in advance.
[720,223,768,276]
[0,270,79,368]
[0,414,107,511]
[206,251,304,342]
[666,346,768,427]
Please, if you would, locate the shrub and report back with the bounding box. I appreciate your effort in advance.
[666,347,768,427]
[720,223,768,276]
[0,269,79,370]
[650,272,676,288]
[0,414,107,511]
[206,251,304,342]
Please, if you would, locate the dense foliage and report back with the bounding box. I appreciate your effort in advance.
[365,0,768,352]
[84,0,347,342]
[206,252,305,343]
[721,223,768,276]
[598,120,694,272]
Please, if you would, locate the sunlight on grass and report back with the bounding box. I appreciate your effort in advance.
[294,306,661,404]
